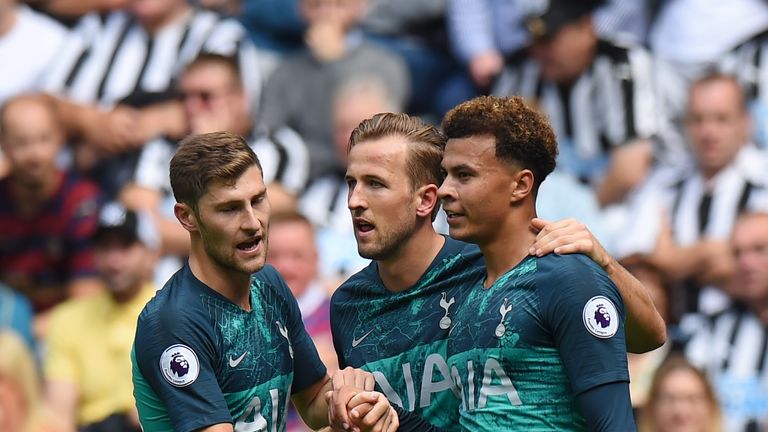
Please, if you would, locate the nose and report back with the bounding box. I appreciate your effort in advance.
[241,206,263,232]
[437,179,455,203]
[347,182,366,211]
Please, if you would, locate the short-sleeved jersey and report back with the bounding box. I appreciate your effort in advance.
[132,263,326,432]
[447,254,631,431]
[331,236,484,430]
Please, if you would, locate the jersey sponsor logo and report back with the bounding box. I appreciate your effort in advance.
[229,351,249,368]
[582,296,619,338]
[352,329,374,348]
[439,292,456,330]
[160,344,200,387]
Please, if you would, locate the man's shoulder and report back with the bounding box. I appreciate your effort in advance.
[48,291,109,329]
[535,253,608,284]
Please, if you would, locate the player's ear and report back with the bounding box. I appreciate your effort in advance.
[415,183,439,218]
[509,169,534,204]
[174,202,199,233]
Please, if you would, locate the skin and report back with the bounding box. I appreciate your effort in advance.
[267,219,318,299]
[729,214,768,322]
[173,164,395,432]
[685,78,751,181]
[438,134,536,285]
[345,135,443,292]
[650,369,713,432]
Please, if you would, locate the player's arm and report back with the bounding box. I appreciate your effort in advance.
[575,382,635,431]
[197,424,233,431]
[530,217,666,353]
[542,256,636,431]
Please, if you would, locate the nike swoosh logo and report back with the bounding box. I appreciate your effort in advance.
[351,329,374,347]
[228,351,248,368]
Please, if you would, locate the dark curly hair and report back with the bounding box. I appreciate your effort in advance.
[442,96,558,192]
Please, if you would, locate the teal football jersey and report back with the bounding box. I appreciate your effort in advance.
[331,236,484,430]
[132,263,326,432]
[447,254,632,431]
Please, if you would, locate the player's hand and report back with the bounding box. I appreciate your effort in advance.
[348,391,399,432]
[332,367,376,392]
[529,217,611,269]
[326,386,380,432]
[327,368,376,430]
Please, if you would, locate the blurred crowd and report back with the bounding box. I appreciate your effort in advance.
[2,0,768,431]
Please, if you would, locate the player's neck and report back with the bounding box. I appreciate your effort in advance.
[480,209,537,288]
[377,227,445,293]
[188,245,252,310]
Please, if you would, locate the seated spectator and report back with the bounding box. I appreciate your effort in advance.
[362,0,475,119]
[684,212,768,431]
[0,283,35,351]
[0,330,60,432]
[637,355,722,432]
[493,0,684,208]
[0,0,67,105]
[25,0,128,26]
[266,211,337,432]
[41,0,265,197]
[618,73,768,319]
[0,95,102,321]
[44,202,158,432]
[257,0,410,181]
[120,53,310,284]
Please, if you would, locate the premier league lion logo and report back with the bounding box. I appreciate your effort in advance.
[161,344,199,387]
[170,352,189,378]
[594,306,611,329]
[583,296,619,338]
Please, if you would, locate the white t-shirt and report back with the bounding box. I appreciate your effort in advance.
[0,6,67,104]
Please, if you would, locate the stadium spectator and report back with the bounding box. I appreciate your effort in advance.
[44,202,157,432]
[447,0,649,92]
[0,0,67,106]
[0,330,60,432]
[361,0,474,119]
[41,0,264,198]
[492,0,683,208]
[637,355,722,432]
[266,211,337,432]
[0,95,102,326]
[684,212,768,431]
[618,73,768,320]
[121,53,309,285]
[257,0,409,181]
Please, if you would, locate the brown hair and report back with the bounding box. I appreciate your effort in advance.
[637,355,722,432]
[349,113,446,219]
[170,131,261,210]
[442,95,558,193]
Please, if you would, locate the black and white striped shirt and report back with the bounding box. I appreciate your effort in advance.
[43,8,263,108]
[722,29,768,106]
[618,145,768,315]
[131,128,310,199]
[685,307,768,432]
[493,39,684,184]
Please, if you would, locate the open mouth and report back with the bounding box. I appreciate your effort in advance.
[236,237,262,252]
[444,210,464,221]
[353,218,375,234]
